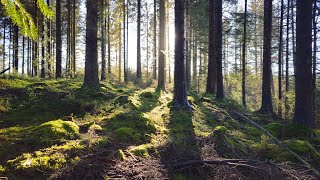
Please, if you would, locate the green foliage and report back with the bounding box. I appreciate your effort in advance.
[129,144,156,157]
[285,140,310,154]
[114,127,140,142]
[284,123,311,138]
[214,126,228,134]
[1,0,54,39]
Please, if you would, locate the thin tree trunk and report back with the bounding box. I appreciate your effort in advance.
[119,23,121,82]
[72,0,76,75]
[278,0,284,117]
[13,25,18,72]
[313,0,317,126]
[285,0,290,119]
[137,0,142,79]
[153,0,157,79]
[47,0,51,77]
[41,18,45,78]
[107,0,111,74]
[124,0,127,82]
[242,0,247,106]
[2,19,5,72]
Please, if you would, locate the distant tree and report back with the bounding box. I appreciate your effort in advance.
[293,0,314,128]
[173,0,190,108]
[83,0,99,87]
[259,0,273,114]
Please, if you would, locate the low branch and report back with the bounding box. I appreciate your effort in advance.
[0,68,10,75]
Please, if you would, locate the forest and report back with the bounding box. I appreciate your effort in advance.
[0,0,320,179]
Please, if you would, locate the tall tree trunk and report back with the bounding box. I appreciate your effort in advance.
[254,0,258,75]
[41,18,45,78]
[67,0,71,74]
[291,0,296,75]
[22,36,25,74]
[13,25,18,72]
[313,0,317,126]
[185,0,190,89]
[192,33,197,86]
[158,0,166,89]
[206,0,217,94]
[56,0,62,78]
[173,0,190,108]
[107,0,111,74]
[146,3,149,77]
[27,38,30,75]
[137,0,142,79]
[2,20,5,72]
[119,23,121,82]
[124,0,127,82]
[216,0,224,99]
[101,0,106,81]
[83,0,99,87]
[72,0,76,75]
[260,0,273,114]
[9,23,12,74]
[242,0,247,106]
[153,0,157,79]
[47,0,51,77]
[285,0,290,119]
[278,0,284,117]
[293,0,314,128]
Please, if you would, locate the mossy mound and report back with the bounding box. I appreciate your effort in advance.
[285,139,310,154]
[285,124,311,138]
[265,122,283,138]
[27,120,79,147]
[140,90,157,99]
[114,127,141,142]
[214,126,228,134]
[129,144,156,157]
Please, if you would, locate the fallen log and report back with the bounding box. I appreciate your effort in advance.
[231,110,320,178]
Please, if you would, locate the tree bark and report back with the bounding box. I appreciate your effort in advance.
[206,0,217,94]
[107,0,111,74]
[101,0,106,81]
[153,0,157,80]
[293,0,314,128]
[83,0,99,87]
[285,0,290,119]
[259,0,274,114]
[216,0,224,99]
[173,0,190,108]
[55,0,62,78]
[158,0,166,89]
[278,0,284,117]
[242,0,247,105]
[13,25,18,72]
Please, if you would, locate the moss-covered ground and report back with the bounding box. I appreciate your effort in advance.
[0,77,319,179]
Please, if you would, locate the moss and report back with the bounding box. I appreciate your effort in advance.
[244,126,262,137]
[116,149,126,161]
[114,127,140,142]
[129,144,155,157]
[285,139,310,154]
[214,126,228,134]
[140,90,156,99]
[265,122,283,138]
[285,123,311,138]
[28,120,79,146]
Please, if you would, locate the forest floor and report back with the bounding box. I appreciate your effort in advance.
[0,77,320,179]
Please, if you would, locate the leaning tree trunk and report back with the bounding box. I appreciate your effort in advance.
[158,0,166,89]
[56,0,62,78]
[137,0,142,79]
[259,0,274,114]
[83,0,99,87]
[216,0,224,99]
[173,0,190,108]
[293,0,314,128]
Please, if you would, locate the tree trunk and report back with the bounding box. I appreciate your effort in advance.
[259,0,273,114]
[2,19,5,72]
[278,0,284,117]
[285,0,290,119]
[153,0,157,80]
[242,0,247,106]
[137,0,142,79]
[47,0,51,77]
[13,25,18,72]
[107,0,111,74]
[312,0,317,126]
[83,0,99,87]
[293,0,314,128]
[185,0,190,89]
[41,18,45,78]
[173,0,190,108]
[124,0,127,82]
[56,0,62,78]
[101,0,106,81]
[158,0,166,89]
[119,23,121,82]
[206,0,217,94]
[216,0,224,99]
